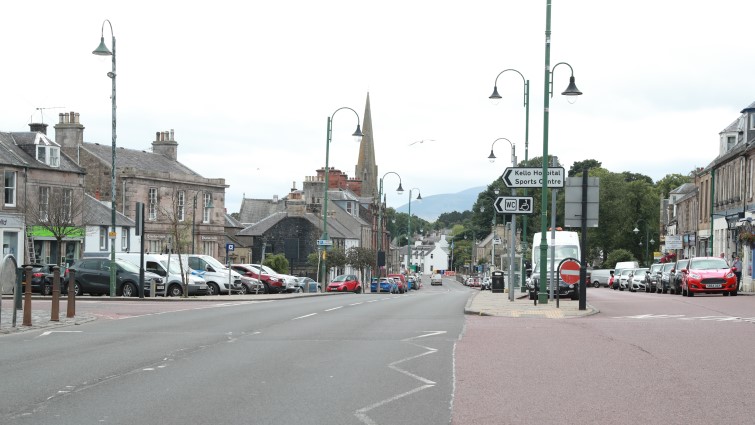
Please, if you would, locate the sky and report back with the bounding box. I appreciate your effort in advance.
[3,0,755,215]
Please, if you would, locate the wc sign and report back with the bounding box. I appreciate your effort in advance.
[494,196,534,214]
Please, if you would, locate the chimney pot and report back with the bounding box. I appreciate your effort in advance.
[155,131,160,141]
[170,129,174,141]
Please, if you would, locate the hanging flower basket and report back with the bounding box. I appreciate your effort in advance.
[739,231,755,245]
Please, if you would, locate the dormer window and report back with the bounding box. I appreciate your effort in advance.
[36,145,60,167]
[750,113,755,130]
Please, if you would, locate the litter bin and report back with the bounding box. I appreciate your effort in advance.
[491,271,505,293]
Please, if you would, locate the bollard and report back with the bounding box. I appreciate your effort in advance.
[23,266,32,326]
[150,279,156,298]
[51,266,60,322]
[66,269,75,318]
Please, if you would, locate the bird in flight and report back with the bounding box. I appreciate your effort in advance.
[409,139,435,146]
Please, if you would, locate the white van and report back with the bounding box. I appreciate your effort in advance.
[185,254,243,295]
[117,253,208,297]
[529,230,581,299]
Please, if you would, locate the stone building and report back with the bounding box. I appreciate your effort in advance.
[54,112,227,258]
[0,123,86,265]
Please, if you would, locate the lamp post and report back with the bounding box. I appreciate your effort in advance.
[376,172,404,285]
[490,68,530,293]
[633,219,652,266]
[492,188,499,270]
[489,137,519,301]
[537,0,583,303]
[320,107,363,285]
[92,19,117,298]
[407,188,421,276]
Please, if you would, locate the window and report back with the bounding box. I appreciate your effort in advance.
[147,240,161,254]
[178,190,185,222]
[148,187,157,220]
[62,188,72,222]
[99,227,108,250]
[4,171,16,207]
[121,227,129,251]
[39,187,50,221]
[751,114,755,130]
[202,241,214,256]
[203,193,211,223]
[35,146,60,167]
[346,202,354,215]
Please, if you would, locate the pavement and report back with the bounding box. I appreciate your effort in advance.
[464,289,600,318]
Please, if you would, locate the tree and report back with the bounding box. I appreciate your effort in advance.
[568,159,602,177]
[263,253,289,274]
[655,173,691,198]
[605,249,636,269]
[346,246,375,287]
[157,188,195,297]
[25,186,86,266]
[324,248,347,276]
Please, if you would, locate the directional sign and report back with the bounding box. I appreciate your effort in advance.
[226,243,235,251]
[502,167,565,188]
[559,259,581,284]
[494,196,534,214]
[317,239,333,246]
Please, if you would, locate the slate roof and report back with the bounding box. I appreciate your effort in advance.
[238,198,288,224]
[0,132,85,174]
[81,142,200,176]
[84,193,135,227]
[235,211,351,239]
[225,213,244,229]
[740,101,755,113]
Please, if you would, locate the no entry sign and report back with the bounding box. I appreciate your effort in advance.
[559,259,581,284]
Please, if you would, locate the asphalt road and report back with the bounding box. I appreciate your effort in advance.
[0,280,471,425]
[452,287,755,425]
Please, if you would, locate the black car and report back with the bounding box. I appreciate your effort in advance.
[65,258,163,297]
[21,264,61,295]
[670,259,689,295]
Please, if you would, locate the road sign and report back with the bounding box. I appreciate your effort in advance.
[317,239,333,246]
[226,243,235,251]
[502,167,565,188]
[559,259,581,284]
[493,196,534,214]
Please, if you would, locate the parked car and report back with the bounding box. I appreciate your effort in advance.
[388,274,408,292]
[645,263,663,293]
[65,258,163,297]
[670,259,690,295]
[114,253,208,297]
[658,262,675,294]
[590,269,614,288]
[21,264,57,295]
[431,273,443,286]
[480,277,491,290]
[371,277,396,293]
[185,255,243,295]
[231,264,285,294]
[629,268,648,292]
[618,268,634,291]
[406,276,418,290]
[295,277,321,293]
[327,274,362,293]
[680,256,738,297]
[388,277,406,293]
[237,275,264,294]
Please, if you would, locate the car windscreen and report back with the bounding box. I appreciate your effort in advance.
[116,260,140,273]
[689,258,728,270]
[161,258,184,274]
[203,256,227,270]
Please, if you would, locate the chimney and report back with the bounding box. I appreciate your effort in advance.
[29,123,48,134]
[151,129,178,161]
[53,112,85,148]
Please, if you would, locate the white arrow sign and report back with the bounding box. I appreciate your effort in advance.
[502,167,565,188]
[494,196,534,214]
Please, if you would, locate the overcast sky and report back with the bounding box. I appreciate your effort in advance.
[3,1,754,214]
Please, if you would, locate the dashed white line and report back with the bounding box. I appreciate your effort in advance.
[349,302,364,306]
[325,306,343,311]
[292,313,317,321]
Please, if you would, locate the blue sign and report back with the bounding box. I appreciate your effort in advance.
[226,243,235,251]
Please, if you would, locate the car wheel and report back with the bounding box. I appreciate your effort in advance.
[43,284,53,296]
[167,284,183,297]
[593,281,600,288]
[238,284,249,295]
[687,289,694,297]
[73,281,82,296]
[731,289,738,296]
[295,287,303,293]
[355,286,362,294]
[207,283,219,296]
[122,283,137,297]
[262,283,271,294]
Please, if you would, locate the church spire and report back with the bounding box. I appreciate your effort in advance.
[355,92,378,199]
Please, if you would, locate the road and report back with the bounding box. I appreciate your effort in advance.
[0,280,471,425]
[452,287,755,425]
[3,281,755,424]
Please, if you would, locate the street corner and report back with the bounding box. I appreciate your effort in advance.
[464,289,600,318]
[1,310,97,335]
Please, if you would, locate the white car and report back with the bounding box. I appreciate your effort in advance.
[431,273,443,285]
[250,264,299,293]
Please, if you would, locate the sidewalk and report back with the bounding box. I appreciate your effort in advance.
[464,289,600,318]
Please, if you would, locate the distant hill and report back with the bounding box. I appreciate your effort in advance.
[395,186,485,222]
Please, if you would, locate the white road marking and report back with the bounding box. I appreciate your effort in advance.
[37,330,82,337]
[615,314,755,323]
[292,313,317,320]
[325,306,343,311]
[349,302,363,306]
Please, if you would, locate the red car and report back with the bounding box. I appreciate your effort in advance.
[388,274,408,292]
[231,264,285,294]
[680,256,738,297]
[326,274,362,293]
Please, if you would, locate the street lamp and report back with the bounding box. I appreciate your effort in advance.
[633,219,650,266]
[407,188,421,276]
[537,0,583,304]
[489,68,531,293]
[92,19,117,298]
[320,107,363,285]
[376,172,403,284]
[489,138,519,301]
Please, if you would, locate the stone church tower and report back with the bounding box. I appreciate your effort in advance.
[355,93,378,199]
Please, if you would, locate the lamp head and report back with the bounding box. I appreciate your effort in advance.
[488,149,496,163]
[632,227,639,234]
[396,182,404,195]
[561,76,583,100]
[352,124,363,143]
[92,37,112,56]
[416,192,422,201]
[489,86,502,105]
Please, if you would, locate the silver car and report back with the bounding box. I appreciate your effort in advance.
[629,268,648,292]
